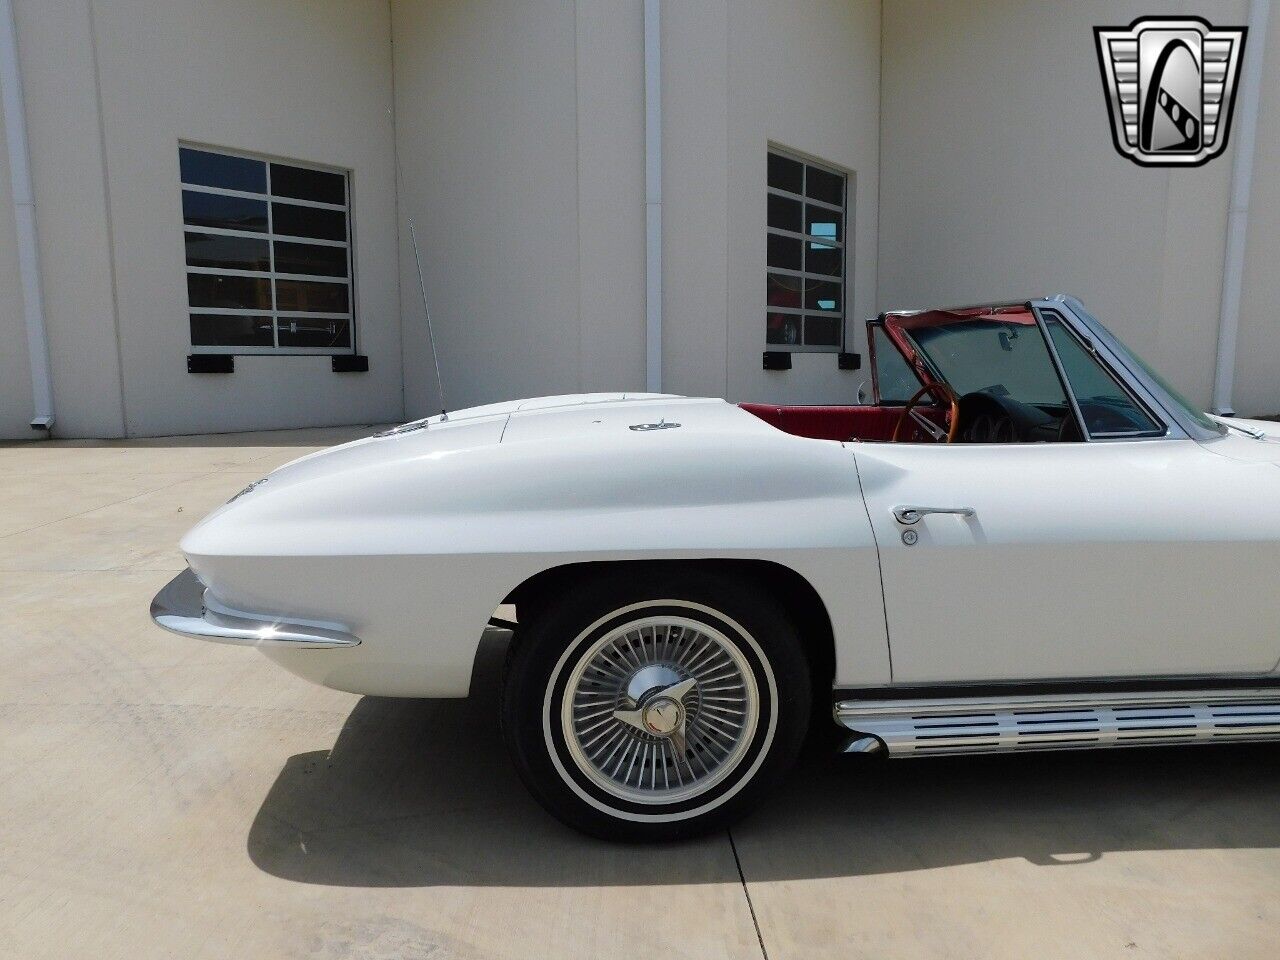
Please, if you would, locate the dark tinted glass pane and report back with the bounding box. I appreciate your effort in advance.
[1043,313,1160,436]
[275,279,349,313]
[767,273,803,308]
[805,165,844,206]
[805,205,842,242]
[804,314,841,346]
[182,191,267,232]
[184,232,270,271]
[804,278,842,312]
[767,153,803,193]
[805,242,842,277]
[767,233,801,270]
[273,241,348,278]
[766,312,801,346]
[189,313,274,347]
[270,163,345,205]
[187,273,272,309]
[179,148,266,193]
[767,194,801,232]
[272,202,347,241]
[277,316,352,348]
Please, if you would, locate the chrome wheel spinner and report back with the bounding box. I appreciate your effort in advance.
[560,616,760,805]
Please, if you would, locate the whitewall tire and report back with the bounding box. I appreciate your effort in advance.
[501,568,811,840]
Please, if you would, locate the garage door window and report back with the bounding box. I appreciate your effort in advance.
[767,149,849,352]
[180,145,355,353]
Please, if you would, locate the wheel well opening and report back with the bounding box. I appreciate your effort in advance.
[502,559,836,691]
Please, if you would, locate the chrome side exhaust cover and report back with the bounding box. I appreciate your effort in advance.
[835,688,1280,756]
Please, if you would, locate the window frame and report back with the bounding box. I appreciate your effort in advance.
[766,147,852,353]
[179,143,357,356]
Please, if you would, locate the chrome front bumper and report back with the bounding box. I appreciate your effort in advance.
[150,569,360,649]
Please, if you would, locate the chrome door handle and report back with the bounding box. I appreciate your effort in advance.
[893,505,976,525]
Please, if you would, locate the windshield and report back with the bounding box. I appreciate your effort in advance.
[905,318,1069,407]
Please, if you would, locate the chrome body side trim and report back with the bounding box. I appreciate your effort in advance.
[836,688,1280,756]
[150,569,360,649]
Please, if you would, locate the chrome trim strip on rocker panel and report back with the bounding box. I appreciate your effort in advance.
[150,568,360,649]
[835,689,1280,756]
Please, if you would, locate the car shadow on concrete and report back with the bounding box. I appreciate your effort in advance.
[248,631,1280,887]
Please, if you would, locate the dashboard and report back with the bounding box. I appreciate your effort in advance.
[955,391,1081,443]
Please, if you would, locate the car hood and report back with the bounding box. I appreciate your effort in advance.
[269,393,670,474]
[180,390,851,564]
[217,392,744,498]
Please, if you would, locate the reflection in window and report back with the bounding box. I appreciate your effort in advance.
[872,326,922,403]
[190,314,274,347]
[766,149,850,353]
[179,145,354,354]
[908,317,1069,407]
[767,312,801,346]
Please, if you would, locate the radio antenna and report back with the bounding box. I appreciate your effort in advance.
[408,218,448,420]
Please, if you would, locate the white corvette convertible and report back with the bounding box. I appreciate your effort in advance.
[153,295,1280,839]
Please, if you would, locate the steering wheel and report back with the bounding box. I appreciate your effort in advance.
[892,382,961,443]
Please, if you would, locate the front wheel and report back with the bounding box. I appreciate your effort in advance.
[501,570,811,841]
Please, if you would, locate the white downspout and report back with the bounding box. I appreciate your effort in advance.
[1212,0,1270,416]
[643,0,663,393]
[0,0,53,432]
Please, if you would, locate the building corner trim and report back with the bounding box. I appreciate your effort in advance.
[0,0,55,432]
[1212,0,1270,416]
[643,0,662,393]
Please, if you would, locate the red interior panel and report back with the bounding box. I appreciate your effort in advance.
[739,403,910,442]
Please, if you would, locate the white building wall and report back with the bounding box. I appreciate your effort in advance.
[6,0,403,439]
[90,0,403,436]
[393,0,880,414]
[7,0,1274,437]
[392,0,601,416]
[392,0,650,416]
[574,0,648,394]
[661,0,730,400]
[878,0,1251,412]
[724,0,880,405]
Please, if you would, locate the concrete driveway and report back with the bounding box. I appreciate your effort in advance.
[1,427,1278,960]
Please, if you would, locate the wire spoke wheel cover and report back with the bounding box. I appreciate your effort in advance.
[509,579,806,838]
[550,607,767,811]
